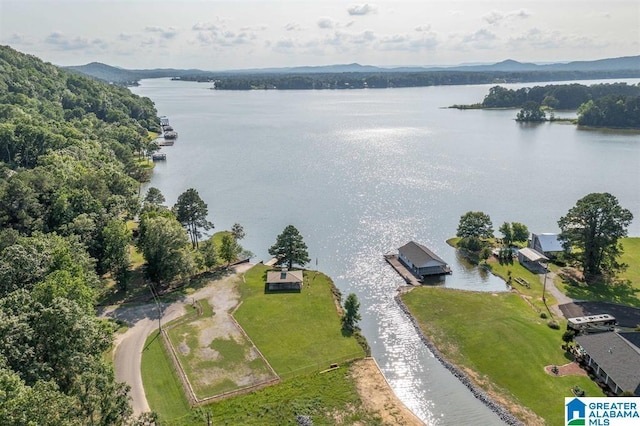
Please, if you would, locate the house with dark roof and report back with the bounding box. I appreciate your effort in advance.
[397,241,451,279]
[530,233,565,257]
[575,331,640,395]
[266,269,303,291]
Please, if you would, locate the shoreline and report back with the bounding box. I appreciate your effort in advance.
[394,291,524,426]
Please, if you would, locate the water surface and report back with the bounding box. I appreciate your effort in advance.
[132,79,639,425]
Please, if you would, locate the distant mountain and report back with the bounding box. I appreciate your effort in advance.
[66,56,640,85]
[65,62,140,85]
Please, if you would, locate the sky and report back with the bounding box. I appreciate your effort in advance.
[1,0,638,71]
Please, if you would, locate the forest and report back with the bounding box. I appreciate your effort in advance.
[0,45,160,424]
[480,83,640,128]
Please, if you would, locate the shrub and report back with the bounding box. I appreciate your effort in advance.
[547,320,560,329]
[562,330,576,343]
[540,312,548,319]
[572,385,585,397]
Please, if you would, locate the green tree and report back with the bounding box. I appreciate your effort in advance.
[341,293,361,333]
[511,222,529,243]
[456,211,494,240]
[516,101,546,122]
[231,223,245,240]
[137,213,195,284]
[219,233,241,267]
[498,222,513,246]
[143,187,165,209]
[199,238,219,270]
[558,193,633,277]
[173,188,213,249]
[268,225,310,269]
[100,219,131,290]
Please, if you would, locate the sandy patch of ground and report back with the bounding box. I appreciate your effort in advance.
[350,358,425,426]
[544,362,587,377]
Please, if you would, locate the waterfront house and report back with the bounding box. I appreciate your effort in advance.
[397,241,451,279]
[530,233,564,257]
[266,268,303,291]
[575,331,640,396]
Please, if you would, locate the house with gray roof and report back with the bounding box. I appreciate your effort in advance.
[266,269,303,291]
[530,233,565,257]
[575,331,640,395]
[397,241,451,279]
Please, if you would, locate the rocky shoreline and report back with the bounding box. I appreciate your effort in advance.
[394,292,524,426]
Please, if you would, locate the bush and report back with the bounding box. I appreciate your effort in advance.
[572,385,585,397]
[562,330,576,343]
[540,312,548,319]
[547,320,560,329]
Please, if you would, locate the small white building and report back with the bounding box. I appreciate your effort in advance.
[266,269,303,291]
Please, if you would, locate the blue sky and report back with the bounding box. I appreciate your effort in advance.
[1,0,638,70]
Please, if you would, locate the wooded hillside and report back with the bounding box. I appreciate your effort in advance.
[0,45,159,424]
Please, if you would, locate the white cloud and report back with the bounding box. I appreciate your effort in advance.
[415,25,431,32]
[144,26,178,39]
[483,9,530,26]
[44,31,106,51]
[461,29,497,49]
[318,17,335,29]
[347,4,378,16]
[285,22,303,31]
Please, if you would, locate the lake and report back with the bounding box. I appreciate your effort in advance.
[131,79,639,425]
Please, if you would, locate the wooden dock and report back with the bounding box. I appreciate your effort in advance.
[384,254,423,286]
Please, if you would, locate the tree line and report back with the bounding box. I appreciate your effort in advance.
[176,70,640,91]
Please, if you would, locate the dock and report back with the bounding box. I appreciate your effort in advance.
[384,254,423,286]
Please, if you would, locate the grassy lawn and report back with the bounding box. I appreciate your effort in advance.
[234,264,365,378]
[619,237,640,289]
[486,259,556,314]
[160,363,380,426]
[401,287,602,425]
[141,330,191,422]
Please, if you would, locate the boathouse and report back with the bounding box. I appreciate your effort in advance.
[575,332,640,395]
[397,241,451,278]
[266,268,303,291]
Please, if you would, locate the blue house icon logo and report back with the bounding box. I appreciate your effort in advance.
[566,398,586,425]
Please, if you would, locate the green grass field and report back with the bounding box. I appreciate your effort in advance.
[234,264,365,378]
[141,331,191,421]
[486,258,555,310]
[401,287,602,425]
[158,362,380,426]
[619,237,640,289]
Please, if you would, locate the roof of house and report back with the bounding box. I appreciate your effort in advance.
[517,247,549,262]
[266,269,303,284]
[398,241,447,268]
[532,233,564,253]
[575,332,640,394]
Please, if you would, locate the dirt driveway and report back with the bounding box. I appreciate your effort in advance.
[100,263,253,415]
